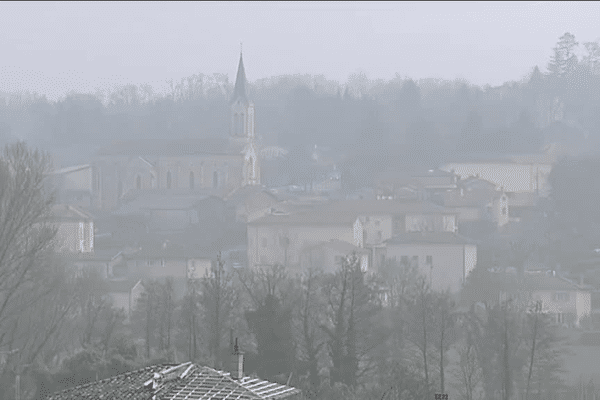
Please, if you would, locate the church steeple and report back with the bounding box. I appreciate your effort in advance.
[231,50,248,106]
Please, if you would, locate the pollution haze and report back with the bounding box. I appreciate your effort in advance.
[3,2,600,400]
[1,1,600,101]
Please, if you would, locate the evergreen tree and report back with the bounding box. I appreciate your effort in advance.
[547,32,579,78]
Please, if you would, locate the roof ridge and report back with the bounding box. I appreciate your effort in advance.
[48,364,160,396]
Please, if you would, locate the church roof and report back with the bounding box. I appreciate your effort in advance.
[231,52,249,105]
[96,137,242,157]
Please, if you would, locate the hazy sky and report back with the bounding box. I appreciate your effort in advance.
[1,1,599,101]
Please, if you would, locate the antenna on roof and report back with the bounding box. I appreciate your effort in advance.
[240,42,243,56]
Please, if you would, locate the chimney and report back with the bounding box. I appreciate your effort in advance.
[230,338,244,380]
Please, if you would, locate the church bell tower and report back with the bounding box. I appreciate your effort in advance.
[230,48,260,186]
[230,51,249,139]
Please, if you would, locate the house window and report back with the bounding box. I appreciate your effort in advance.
[161,259,165,268]
[279,236,289,247]
[95,169,100,192]
[136,175,142,190]
[167,171,172,189]
[502,207,507,216]
[190,171,195,190]
[262,237,268,248]
[335,255,345,265]
[553,292,570,302]
[411,256,419,267]
[213,170,219,189]
[375,219,380,227]
[89,222,94,251]
[376,231,382,242]
[426,255,433,265]
[79,222,85,252]
[401,256,409,265]
[118,180,123,199]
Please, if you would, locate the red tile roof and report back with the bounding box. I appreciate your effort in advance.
[46,362,301,400]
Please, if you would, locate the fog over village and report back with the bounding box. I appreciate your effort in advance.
[3,2,600,400]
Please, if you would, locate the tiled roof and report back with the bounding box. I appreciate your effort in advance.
[521,273,584,292]
[247,209,358,226]
[318,199,457,216]
[49,204,94,221]
[385,232,479,245]
[45,362,301,400]
[46,164,91,175]
[114,193,214,214]
[248,199,456,227]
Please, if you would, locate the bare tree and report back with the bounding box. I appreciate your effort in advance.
[432,291,457,395]
[451,325,484,400]
[0,142,58,347]
[295,267,325,393]
[320,252,381,389]
[200,253,238,369]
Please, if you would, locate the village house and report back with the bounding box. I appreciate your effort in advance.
[45,163,94,208]
[224,185,280,223]
[519,270,592,328]
[247,199,458,271]
[300,239,370,273]
[119,241,215,283]
[380,231,478,294]
[435,176,510,235]
[105,279,145,321]
[439,152,554,200]
[246,207,364,269]
[112,192,227,237]
[48,204,95,255]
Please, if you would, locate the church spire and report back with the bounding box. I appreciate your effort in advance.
[231,49,248,105]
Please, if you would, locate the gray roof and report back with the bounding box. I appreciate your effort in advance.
[521,273,584,291]
[385,232,479,245]
[114,194,216,215]
[248,199,456,227]
[96,137,242,157]
[45,362,301,400]
[49,204,93,221]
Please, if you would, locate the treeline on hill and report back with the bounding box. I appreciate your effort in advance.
[0,33,599,186]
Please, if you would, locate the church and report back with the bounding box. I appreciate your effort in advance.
[90,52,261,211]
